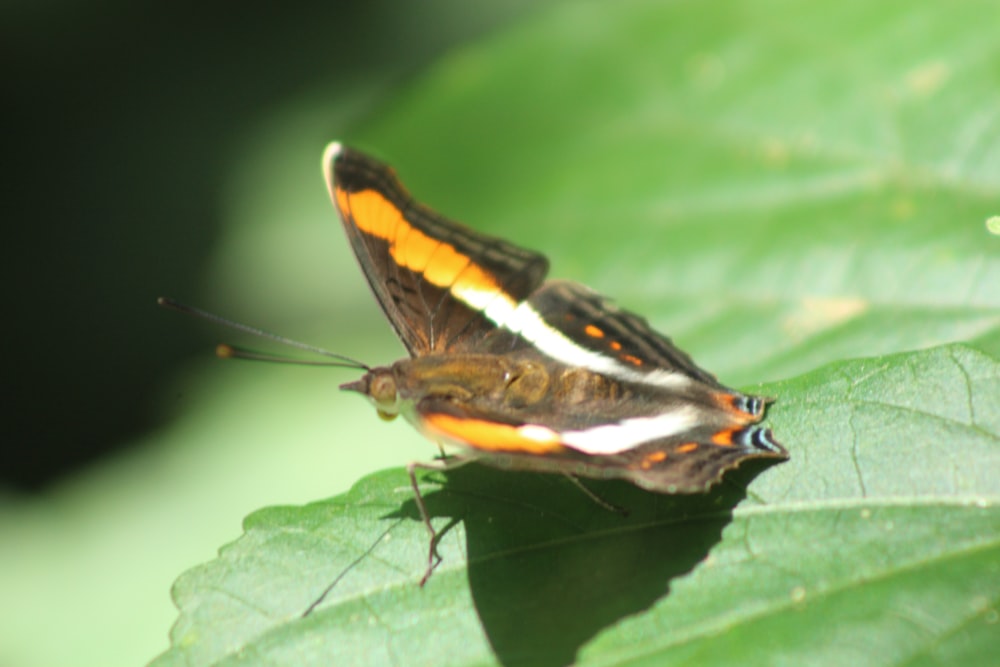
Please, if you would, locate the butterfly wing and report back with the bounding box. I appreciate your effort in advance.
[404,278,786,491]
[519,280,726,386]
[413,391,786,493]
[326,142,786,493]
[324,143,548,356]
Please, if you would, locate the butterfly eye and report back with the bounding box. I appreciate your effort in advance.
[369,373,400,415]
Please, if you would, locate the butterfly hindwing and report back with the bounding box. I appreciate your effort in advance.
[525,281,725,387]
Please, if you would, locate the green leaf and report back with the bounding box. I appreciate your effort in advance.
[151,344,999,667]
[152,0,1000,665]
[580,343,1000,666]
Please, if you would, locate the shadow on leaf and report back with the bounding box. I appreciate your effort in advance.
[391,462,772,667]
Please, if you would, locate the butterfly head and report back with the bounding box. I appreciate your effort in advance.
[341,367,401,421]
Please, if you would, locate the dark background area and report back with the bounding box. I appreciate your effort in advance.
[2,1,542,490]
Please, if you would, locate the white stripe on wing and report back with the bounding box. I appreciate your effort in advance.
[559,405,701,454]
[454,284,691,391]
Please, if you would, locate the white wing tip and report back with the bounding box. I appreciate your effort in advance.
[322,141,343,192]
[324,140,343,158]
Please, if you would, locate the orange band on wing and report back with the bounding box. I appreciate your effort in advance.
[621,353,644,366]
[638,449,668,470]
[423,413,565,454]
[337,188,501,298]
[711,429,735,446]
[712,392,757,423]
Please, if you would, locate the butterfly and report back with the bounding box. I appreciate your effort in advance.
[323,142,787,584]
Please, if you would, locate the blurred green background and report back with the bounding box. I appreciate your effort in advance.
[1,2,549,665]
[4,1,998,665]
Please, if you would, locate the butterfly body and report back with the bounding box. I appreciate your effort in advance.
[325,142,786,498]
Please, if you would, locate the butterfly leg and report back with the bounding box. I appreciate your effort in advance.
[561,473,630,517]
[406,455,478,586]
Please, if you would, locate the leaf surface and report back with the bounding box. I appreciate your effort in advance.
[152,0,1000,665]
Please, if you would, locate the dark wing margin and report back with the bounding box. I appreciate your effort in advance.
[324,143,549,356]
[526,280,726,387]
[614,425,787,492]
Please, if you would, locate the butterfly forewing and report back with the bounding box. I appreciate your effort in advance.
[326,144,548,356]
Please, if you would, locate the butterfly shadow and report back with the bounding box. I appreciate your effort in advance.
[397,461,775,667]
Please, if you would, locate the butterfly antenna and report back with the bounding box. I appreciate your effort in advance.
[157,297,370,371]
